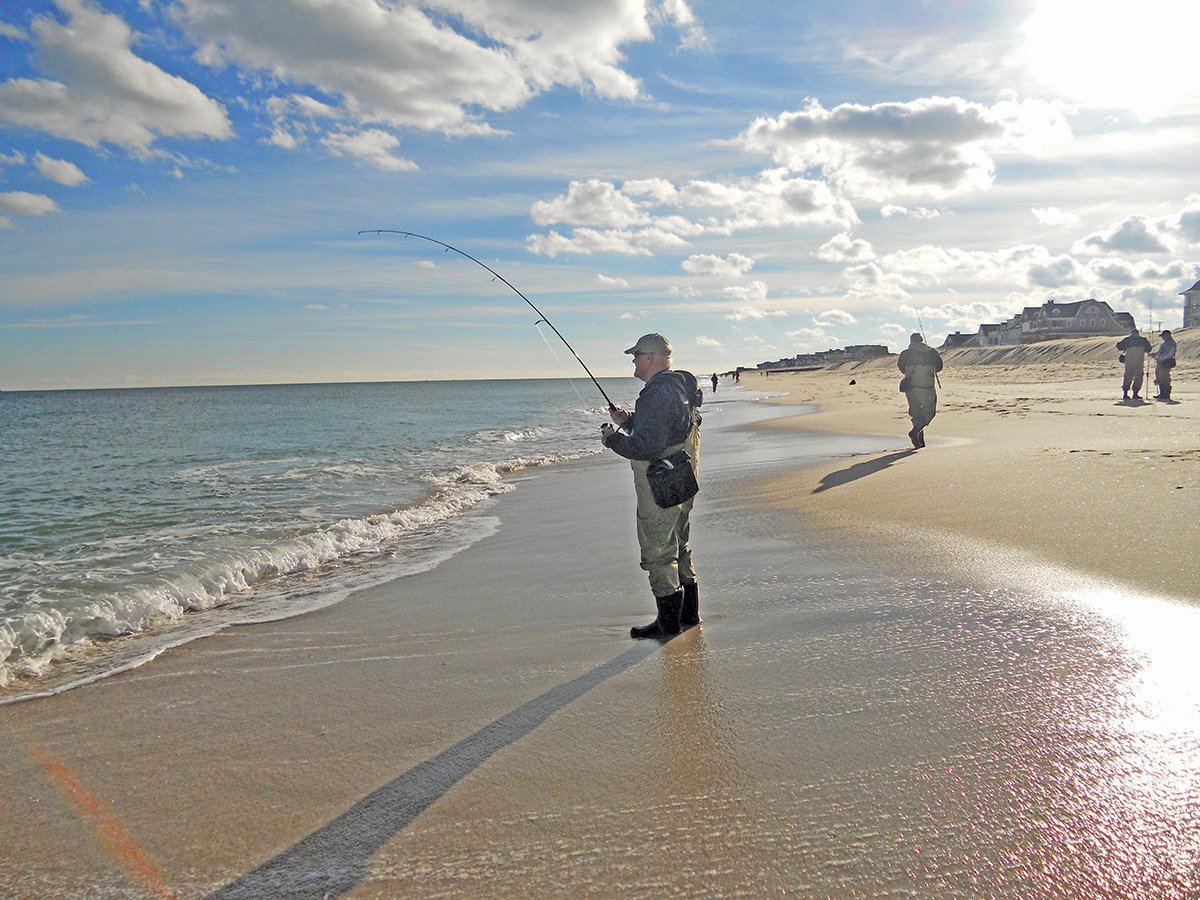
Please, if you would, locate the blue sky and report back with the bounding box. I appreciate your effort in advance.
[2,0,1198,390]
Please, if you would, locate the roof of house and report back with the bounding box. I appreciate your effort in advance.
[1183,280,1200,294]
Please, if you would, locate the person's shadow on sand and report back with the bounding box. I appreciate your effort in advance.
[1117,398,1150,407]
[812,450,916,494]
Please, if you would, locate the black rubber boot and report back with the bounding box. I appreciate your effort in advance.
[630,590,683,639]
[680,582,701,628]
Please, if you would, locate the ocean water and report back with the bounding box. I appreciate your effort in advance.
[3,376,746,702]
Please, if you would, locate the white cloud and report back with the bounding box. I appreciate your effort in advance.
[1032,206,1078,226]
[528,226,689,257]
[177,0,701,146]
[0,150,26,167]
[321,129,418,172]
[817,232,873,262]
[34,152,88,186]
[723,280,768,302]
[881,204,941,219]
[0,0,231,154]
[815,309,856,325]
[0,191,59,216]
[597,273,629,288]
[0,21,27,41]
[736,96,1071,202]
[528,169,856,256]
[531,179,648,227]
[681,252,754,277]
[695,334,721,347]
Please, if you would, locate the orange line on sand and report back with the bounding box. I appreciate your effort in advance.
[21,739,175,899]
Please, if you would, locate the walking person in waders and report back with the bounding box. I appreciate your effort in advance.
[898,332,943,449]
[600,333,703,639]
[1116,326,1152,400]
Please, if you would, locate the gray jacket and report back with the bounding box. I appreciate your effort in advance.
[606,369,701,461]
[898,342,943,389]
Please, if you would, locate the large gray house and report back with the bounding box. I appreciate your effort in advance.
[942,298,1135,347]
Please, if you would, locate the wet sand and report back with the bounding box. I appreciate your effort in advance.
[3,339,1200,897]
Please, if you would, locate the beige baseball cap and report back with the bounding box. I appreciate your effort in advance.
[624,333,672,356]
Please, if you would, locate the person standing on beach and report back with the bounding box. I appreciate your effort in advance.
[1152,330,1177,401]
[711,372,719,393]
[897,333,943,449]
[600,333,703,639]
[1116,327,1152,400]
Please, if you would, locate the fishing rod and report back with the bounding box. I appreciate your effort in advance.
[359,229,620,412]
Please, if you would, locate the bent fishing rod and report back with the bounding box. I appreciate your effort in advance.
[359,229,620,413]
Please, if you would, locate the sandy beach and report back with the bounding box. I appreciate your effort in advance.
[3,333,1199,898]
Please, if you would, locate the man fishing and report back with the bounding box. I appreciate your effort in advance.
[600,334,703,639]
[898,332,943,449]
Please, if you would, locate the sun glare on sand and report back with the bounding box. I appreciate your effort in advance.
[1021,0,1200,117]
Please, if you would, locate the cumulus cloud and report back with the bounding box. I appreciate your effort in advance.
[695,334,721,347]
[681,252,754,277]
[736,96,1071,202]
[321,129,418,171]
[818,232,873,262]
[1026,252,1086,288]
[34,152,88,186]
[723,280,768,303]
[597,273,629,287]
[0,191,59,215]
[528,169,856,256]
[177,0,700,142]
[815,308,856,325]
[1074,214,1171,254]
[0,190,60,216]
[532,179,649,228]
[0,0,232,154]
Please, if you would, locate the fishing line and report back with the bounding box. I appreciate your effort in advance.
[359,229,619,412]
[533,319,589,407]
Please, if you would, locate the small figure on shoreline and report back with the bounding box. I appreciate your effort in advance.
[897,333,943,448]
[1153,330,1177,401]
[1116,327,1152,400]
[711,372,719,393]
[600,333,704,639]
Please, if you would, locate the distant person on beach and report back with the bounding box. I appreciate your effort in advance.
[711,373,719,393]
[601,333,703,638]
[1153,329,1177,400]
[1116,327,1152,400]
[897,333,943,449]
